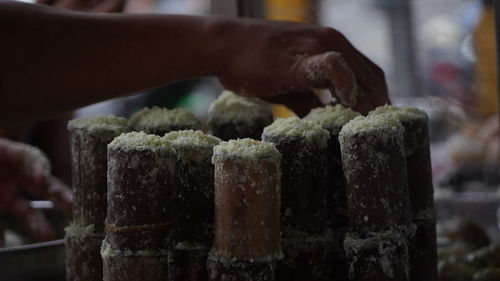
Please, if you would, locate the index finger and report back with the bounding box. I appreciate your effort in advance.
[294,51,361,109]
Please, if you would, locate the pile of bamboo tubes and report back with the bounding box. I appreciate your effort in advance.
[65,92,436,281]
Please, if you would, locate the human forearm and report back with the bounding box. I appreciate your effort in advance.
[0,1,389,127]
[0,1,222,126]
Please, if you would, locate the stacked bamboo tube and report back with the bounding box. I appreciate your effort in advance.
[262,117,334,281]
[303,105,361,280]
[64,101,436,281]
[164,130,221,281]
[208,91,273,141]
[340,114,414,281]
[66,115,129,281]
[209,139,282,281]
[369,106,436,281]
[103,132,176,281]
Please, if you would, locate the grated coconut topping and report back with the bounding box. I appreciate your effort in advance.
[64,222,96,242]
[212,138,280,164]
[164,130,221,147]
[303,104,361,133]
[369,105,428,123]
[262,117,330,146]
[128,106,200,130]
[164,130,221,161]
[68,114,128,135]
[208,91,272,123]
[340,115,403,138]
[108,131,175,154]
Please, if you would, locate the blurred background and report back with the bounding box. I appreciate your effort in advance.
[1,0,499,280]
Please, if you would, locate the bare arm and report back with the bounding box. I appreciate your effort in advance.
[0,1,388,127]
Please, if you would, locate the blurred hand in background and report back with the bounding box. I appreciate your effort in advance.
[0,138,72,245]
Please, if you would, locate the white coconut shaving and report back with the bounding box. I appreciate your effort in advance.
[64,222,96,242]
[164,130,221,147]
[262,117,330,147]
[303,104,361,133]
[208,91,272,123]
[108,131,175,155]
[174,241,210,250]
[369,105,428,123]
[208,247,284,264]
[100,240,168,258]
[128,106,200,131]
[164,130,221,162]
[340,115,403,136]
[68,114,128,135]
[344,224,415,279]
[212,138,280,165]
[339,115,404,150]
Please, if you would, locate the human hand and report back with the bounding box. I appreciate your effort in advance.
[36,0,126,13]
[215,18,389,116]
[0,138,72,244]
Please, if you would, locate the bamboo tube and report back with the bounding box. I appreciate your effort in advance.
[208,139,282,281]
[102,132,176,281]
[67,115,129,232]
[262,117,329,234]
[128,106,200,135]
[65,225,104,281]
[369,105,434,220]
[168,247,209,281]
[66,115,128,281]
[164,130,221,281]
[303,105,361,227]
[275,232,335,281]
[292,104,360,281]
[339,115,411,233]
[369,106,436,281]
[344,227,414,281]
[339,115,413,281]
[262,117,333,280]
[409,219,437,281]
[208,91,273,141]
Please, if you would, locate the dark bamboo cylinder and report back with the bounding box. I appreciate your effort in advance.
[103,254,169,281]
[128,106,201,135]
[164,130,221,245]
[209,139,282,281]
[369,105,434,220]
[168,246,209,281]
[339,115,411,233]
[275,232,335,281]
[65,227,104,281]
[262,117,329,235]
[103,132,176,281]
[409,219,437,281]
[303,105,361,228]
[369,106,437,281]
[262,118,333,281]
[344,228,412,281]
[67,114,129,232]
[164,130,221,281]
[66,115,129,281]
[208,91,273,141]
